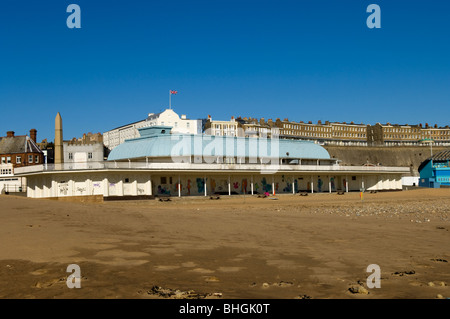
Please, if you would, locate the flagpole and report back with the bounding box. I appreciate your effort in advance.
[169,90,171,109]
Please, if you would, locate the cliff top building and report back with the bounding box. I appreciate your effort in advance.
[203,115,241,137]
[103,109,202,150]
[68,132,103,145]
[203,116,280,138]
[204,114,450,147]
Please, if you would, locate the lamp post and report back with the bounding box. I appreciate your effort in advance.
[430,130,433,157]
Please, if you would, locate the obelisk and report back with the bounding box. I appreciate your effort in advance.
[55,112,64,164]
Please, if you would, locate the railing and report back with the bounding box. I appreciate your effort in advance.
[2,185,24,193]
[14,161,411,174]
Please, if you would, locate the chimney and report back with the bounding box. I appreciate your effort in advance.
[30,129,37,142]
[6,131,15,137]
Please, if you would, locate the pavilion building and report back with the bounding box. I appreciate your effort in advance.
[15,126,409,199]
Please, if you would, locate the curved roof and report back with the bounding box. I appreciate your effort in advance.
[108,126,330,161]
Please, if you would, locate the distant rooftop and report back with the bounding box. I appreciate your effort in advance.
[0,135,43,154]
[233,116,450,129]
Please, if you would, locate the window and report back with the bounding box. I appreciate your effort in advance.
[174,122,178,127]
[161,177,167,184]
[7,156,12,164]
[16,156,22,164]
[1,157,5,164]
[124,178,130,183]
[35,155,39,163]
[69,153,73,160]
[88,153,93,159]
[28,155,32,163]
[187,122,190,128]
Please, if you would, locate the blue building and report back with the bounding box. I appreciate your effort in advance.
[418,150,450,188]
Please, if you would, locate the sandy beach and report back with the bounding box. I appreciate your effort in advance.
[0,188,449,299]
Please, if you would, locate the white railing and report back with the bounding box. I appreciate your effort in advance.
[13,165,45,174]
[2,185,25,193]
[14,161,410,174]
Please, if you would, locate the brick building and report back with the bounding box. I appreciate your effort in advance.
[206,115,450,147]
[0,130,44,168]
[0,129,43,193]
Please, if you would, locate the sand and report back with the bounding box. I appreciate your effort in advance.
[0,188,449,299]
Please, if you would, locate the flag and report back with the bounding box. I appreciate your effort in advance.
[170,90,178,95]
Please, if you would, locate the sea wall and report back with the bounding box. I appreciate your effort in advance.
[324,146,448,176]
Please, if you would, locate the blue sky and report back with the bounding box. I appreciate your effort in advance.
[1,0,449,141]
